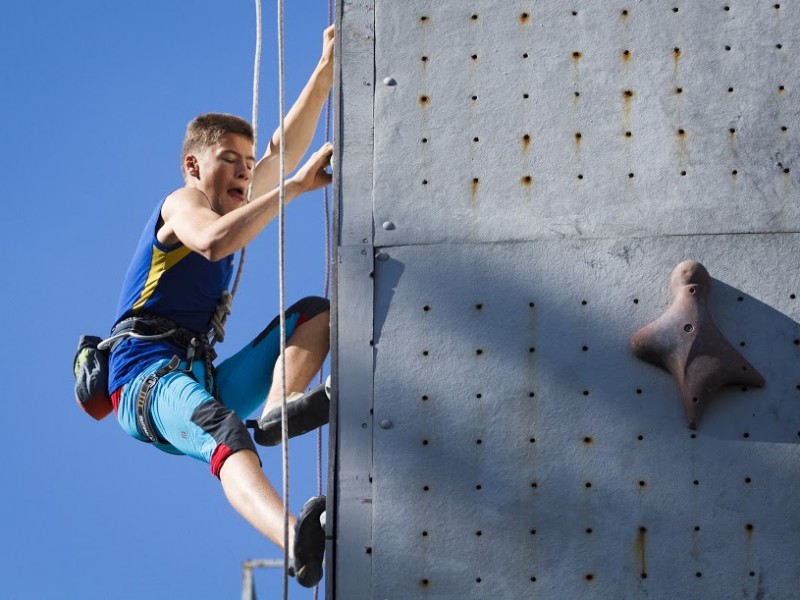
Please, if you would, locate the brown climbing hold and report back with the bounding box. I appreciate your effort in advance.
[630,261,765,429]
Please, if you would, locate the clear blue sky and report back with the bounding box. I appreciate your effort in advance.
[2,2,333,598]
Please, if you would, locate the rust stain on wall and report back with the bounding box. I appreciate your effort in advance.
[622,49,632,64]
[470,177,480,200]
[676,128,687,160]
[522,134,531,152]
[634,526,648,579]
[622,89,635,130]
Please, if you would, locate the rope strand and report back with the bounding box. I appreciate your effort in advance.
[276,0,290,597]
[317,0,334,511]
[313,9,334,598]
[209,0,263,351]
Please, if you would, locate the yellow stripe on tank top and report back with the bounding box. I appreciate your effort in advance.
[132,244,192,312]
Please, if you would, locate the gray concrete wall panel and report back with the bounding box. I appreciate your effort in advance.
[372,2,799,247]
[338,0,376,247]
[334,1,800,598]
[331,246,375,600]
[371,236,800,599]
[332,1,376,598]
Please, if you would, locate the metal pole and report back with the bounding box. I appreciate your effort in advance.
[241,559,284,600]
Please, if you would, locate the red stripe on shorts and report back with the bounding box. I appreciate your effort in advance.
[111,388,123,415]
[210,443,235,478]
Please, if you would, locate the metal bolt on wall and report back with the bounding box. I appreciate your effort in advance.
[333,1,800,598]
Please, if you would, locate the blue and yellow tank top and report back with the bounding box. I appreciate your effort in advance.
[108,199,234,392]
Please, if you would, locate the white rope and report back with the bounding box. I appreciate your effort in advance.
[209,0,263,350]
[250,0,262,199]
[228,0,263,300]
[313,7,334,600]
[276,0,290,597]
[317,0,334,515]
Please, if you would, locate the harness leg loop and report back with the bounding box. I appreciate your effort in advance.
[135,355,181,445]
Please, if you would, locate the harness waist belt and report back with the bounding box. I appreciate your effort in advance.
[111,315,195,349]
[107,315,216,362]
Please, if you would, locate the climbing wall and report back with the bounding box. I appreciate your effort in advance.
[331,1,800,598]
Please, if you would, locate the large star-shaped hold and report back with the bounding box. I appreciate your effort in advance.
[631,261,765,429]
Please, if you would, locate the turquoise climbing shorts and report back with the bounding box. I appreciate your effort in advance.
[112,296,330,477]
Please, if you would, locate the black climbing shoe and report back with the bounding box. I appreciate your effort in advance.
[250,383,330,446]
[292,495,326,588]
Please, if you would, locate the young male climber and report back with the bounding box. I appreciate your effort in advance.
[105,26,335,588]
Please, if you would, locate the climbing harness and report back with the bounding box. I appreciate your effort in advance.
[135,355,181,444]
[102,314,213,359]
[72,314,217,425]
[107,315,218,444]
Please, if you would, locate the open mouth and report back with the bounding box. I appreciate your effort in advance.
[228,187,246,201]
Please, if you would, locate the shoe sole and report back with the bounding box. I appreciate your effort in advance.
[293,495,326,588]
[253,384,330,446]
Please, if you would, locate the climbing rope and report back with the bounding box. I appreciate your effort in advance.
[315,7,335,599]
[188,1,336,596]
[229,2,292,596]
[317,0,334,509]
[208,0,263,352]
[275,0,291,596]
[212,3,332,596]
